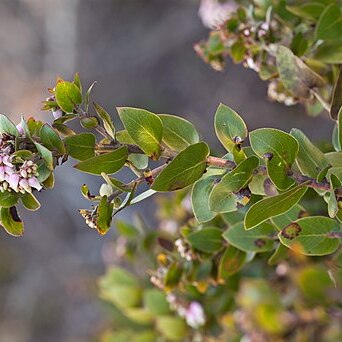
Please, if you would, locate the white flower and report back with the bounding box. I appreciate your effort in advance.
[199,0,237,29]
[52,109,63,120]
[185,302,206,328]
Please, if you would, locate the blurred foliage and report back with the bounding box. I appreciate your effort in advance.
[196,0,342,117]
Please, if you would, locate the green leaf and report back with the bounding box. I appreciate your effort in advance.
[96,195,114,235]
[98,267,141,309]
[331,66,342,120]
[64,133,96,161]
[73,72,82,92]
[130,189,157,205]
[187,227,223,253]
[271,204,308,231]
[0,192,19,208]
[40,124,66,154]
[325,151,342,167]
[276,45,324,99]
[80,116,99,129]
[0,114,18,137]
[290,128,328,178]
[74,146,128,175]
[223,222,276,253]
[338,107,342,150]
[268,243,289,266]
[315,42,342,64]
[278,216,341,256]
[94,102,115,139]
[128,154,148,170]
[21,193,41,211]
[315,4,342,41]
[115,220,139,238]
[218,245,246,280]
[159,114,199,151]
[102,173,133,192]
[143,289,170,316]
[209,156,259,212]
[214,103,248,153]
[37,163,52,183]
[117,107,163,159]
[191,175,217,223]
[152,142,210,191]
[245,183,308,230]
[52,123,76,137]
[85,81,96,112]
[55,80,82,113]
[250,128,298,190]
[34,142,54,170]
[156,317,187,341]
[287,3,325,20]
[0,206,24,237]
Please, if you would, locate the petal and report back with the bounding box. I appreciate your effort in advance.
[28,176,42,191]
[0,166,5,181]
[8,173,20,191]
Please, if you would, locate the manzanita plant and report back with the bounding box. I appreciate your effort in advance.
[0,71,341,339]
[196,0,342,116]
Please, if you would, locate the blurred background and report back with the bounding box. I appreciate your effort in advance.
[0,1,334,341]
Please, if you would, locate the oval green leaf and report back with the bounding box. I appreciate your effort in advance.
[0,114,18,137]
[214,103,248,153]
[117,107,163,159]
[218,245,247,280]
[64,133,96,161]
[159,114,199,151]
[191,175,217,223]
[187,227,223,253]
[74,146,128,175]
[290,128,328,178]
[250,128,299,190]
[209,156,259,212]
[0,206,24,237]
[152,142,210,191]
[55,80,82,113]
[223,221,276,253]
[315,4,342,41]
[278,216,341,256]
[245,183,308,230]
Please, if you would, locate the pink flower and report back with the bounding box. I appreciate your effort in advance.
[185,302,206,328]
[199,0,237,29]
[28,176,42,191]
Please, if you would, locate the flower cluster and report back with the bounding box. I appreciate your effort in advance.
[0,136,42,194]
[175,238,194,261]
[167,294,206,329]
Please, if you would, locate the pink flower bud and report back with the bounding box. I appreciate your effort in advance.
[8,173,20,191]
[4,166,14,175]
[0,166,5,181]
[3,156,13,167]
[16,123,24,135]
[19,178,31,193]
[20,169,28,178]
[28,176,42,191]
